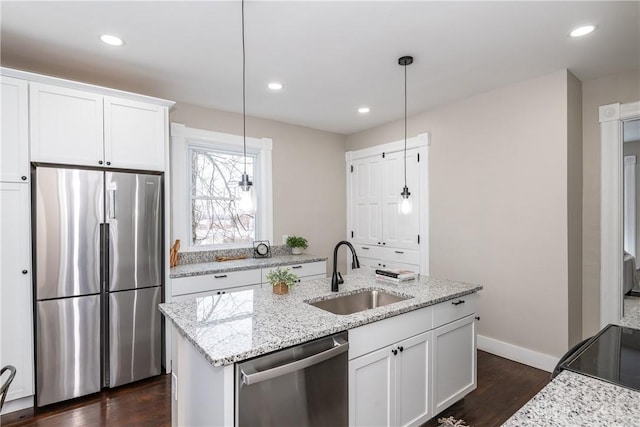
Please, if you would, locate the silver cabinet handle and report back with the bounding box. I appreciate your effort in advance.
[107,190,116,219]
[240,339,349,386]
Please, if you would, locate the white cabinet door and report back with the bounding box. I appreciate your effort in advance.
[30,83,104,167]
[351,156,383,246]
[396,331,432,427]
[0,183,34,401]
[349,345,395,427]
[1,77,29,183]
[381,149,420,250]
[104,97,166,171]
[433,314,477,414]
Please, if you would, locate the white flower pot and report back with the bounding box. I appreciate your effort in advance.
[291,247,303,255]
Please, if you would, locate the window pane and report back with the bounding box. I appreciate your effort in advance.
[191,148,255,246]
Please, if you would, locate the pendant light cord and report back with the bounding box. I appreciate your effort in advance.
[403,61,407,188]
[242,0,247,176]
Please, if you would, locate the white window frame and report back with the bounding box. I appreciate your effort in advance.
[170,122,273,251]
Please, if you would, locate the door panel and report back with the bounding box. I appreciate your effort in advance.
[106,172,162,292]
[36,295,101,406]
[35,167,103,299]
[1,76,29,182]
[349,346,395,427]
[109,287,162,387]
[397,331,432,426]
[351,157,382,245]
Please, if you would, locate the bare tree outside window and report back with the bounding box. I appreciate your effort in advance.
[191,148,256,246]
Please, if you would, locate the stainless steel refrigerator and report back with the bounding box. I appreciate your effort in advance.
[33,166,163,407]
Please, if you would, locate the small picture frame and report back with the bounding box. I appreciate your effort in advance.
[253,240,271,258]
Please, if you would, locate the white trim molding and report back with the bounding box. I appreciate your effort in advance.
[170,122,273,251]
[477,335,558,373]
[599,101,640,328]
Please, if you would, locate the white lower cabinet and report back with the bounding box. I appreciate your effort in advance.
[349,293,477,426]
[0,183,34,404]
[350,331,432,427]
[433,314,477,414]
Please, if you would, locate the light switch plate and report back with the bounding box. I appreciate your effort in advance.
[282,234,288,244]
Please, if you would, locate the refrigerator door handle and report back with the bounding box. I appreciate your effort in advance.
[107,190,116,220]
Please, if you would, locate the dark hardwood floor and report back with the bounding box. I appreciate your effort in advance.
[423,351,550,427]
[2,351,549,427]
[1,375,171,427]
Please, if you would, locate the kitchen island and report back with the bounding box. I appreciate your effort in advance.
[160,268,482,426]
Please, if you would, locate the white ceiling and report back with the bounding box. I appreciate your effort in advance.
[1,1,638,135]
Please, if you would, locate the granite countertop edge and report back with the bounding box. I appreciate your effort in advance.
[170,254,328,278]
[160,273,483,368]
[502,370,640,426]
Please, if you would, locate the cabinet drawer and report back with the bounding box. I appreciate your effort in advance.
[432,293,477,329]
[355,246,419,266]
[171,283,261,301]
[379,247,420,265]
[261,261,326,282]
[359,257,419,273]
[172,269,261,297]
[349,306,433,360]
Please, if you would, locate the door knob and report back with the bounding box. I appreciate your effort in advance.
[22,270,28,274]
[392,349,398,356]
[398,346,404,352]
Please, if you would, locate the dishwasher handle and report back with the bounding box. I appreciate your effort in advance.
[240,338,349,386]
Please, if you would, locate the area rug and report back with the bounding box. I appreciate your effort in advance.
[438,416,472,427]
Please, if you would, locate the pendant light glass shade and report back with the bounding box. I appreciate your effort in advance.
[238,172,254,213]
[398,185,413,215]
[237,0,254,213]
[398,55,413,215]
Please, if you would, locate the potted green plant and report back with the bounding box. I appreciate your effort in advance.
[286,236,308,255]
[266,267,299,295]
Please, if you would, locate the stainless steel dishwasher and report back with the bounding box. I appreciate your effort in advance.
[236,332,349,426]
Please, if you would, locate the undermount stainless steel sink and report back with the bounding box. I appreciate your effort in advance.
[307,289,412,315]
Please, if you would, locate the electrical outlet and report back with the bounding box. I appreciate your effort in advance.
[282,235,288,244]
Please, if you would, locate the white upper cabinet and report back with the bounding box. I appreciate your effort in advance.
[352,156,382,246]
[104,96,165,171]
[380,149,420,250]
[28,81,170,172]
[30,82,104,167]
[1,77,30,182]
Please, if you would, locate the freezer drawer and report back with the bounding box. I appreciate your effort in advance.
[109,287,162,387]
[36,295,101,406]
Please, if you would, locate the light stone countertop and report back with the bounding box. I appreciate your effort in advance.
[502,370,640,426]
[504,299,640,426]
[159,267,482,367]
[170,254,327,278]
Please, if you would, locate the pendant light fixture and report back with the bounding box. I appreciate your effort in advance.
[238,0,254,213]
[398,55,413,215]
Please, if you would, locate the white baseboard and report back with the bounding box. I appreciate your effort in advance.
[0,395,33,415]
[478,334,558,373]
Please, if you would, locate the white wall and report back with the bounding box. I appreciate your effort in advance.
[582,69,640,337]
[347,70,580,361]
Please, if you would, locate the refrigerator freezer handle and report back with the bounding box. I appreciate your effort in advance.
[107,190,116,220]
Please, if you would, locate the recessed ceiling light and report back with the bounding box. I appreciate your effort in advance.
[569,25,596,38]
[268,82,283,90]
[358,107,370,114]
[100,34,124,46]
